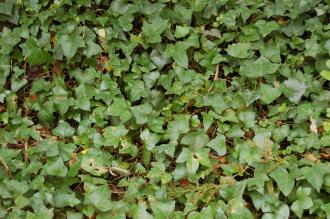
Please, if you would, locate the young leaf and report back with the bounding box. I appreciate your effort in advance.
[53,120,75,138]
[270,166,294,196]
[240,56,279,78]
[207,134,227,156]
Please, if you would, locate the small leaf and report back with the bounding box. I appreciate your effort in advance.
[54,190,81,208]
[53,120,75,138]
[291,187,313,218]
[174,25,190,38]
[131,103,153,124]
[226,43,251,58]
[320,70,330,80]
[131,202,153,219]
[283,79,308,104]
[43,157,68,177]
[238,111,256,128]
[108,98,131,123]
[259,83,282,104]
[21,39,53,65]
[84,186,112,212]
[255,20,279,37]
[207,134,227,156]
[187,153,199,174]
[59,29,85,60]
[173,42,189,68]
[270,166,294,196]
[142,17,168,43]
[301,164,327,192]
[326,60,330,69]
[196,148,211,167]
[240,56,279,78]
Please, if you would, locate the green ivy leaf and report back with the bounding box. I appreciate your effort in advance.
[207,134,227,156]
[255,20,279,37]
[283,79,308,104]
[259,83,282,104]
[103,125,128,147]
[140,128,161,150]
[173,42,190,68]
[84,186,112,212]
[26,209,53,219]
[131,103,153,124]
[54,190,81,208]
[301,164,328,192]
[238,111,256,128]
[53,120,75,138]
[43,157,68,177]
[131,202,153,219]
[59,29,85,60]
[174,25,190,38]
[196,148,211,167]
[240,56,279,78]
[142,17,168,43]
[21,39,52,65]
[320,70,330,80]
[291,187,313,218]
[107,98,132,123]
[270,166,294,196]
[226,43,251,58]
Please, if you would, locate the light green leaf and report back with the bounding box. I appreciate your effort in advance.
[103,125,128,147]
[173,42,190,68]
[238,111,256,128]
[196,148,211,167]
[54,191,81,208]
[119,139,138,157]
[81,150,108,176]
[176,148,191,163]
[59,29,84,60]
[291,187,313,218]
[174,25,190,38]
[131,103,153,124]
[3,180,29,194]
[131,202,154,219]
[189,0,208,12]
[21,39,52,65]
[142,17,168,43]
[226,43,251,58]
[301,164,327,192]
[53,120,75,138]
[151,201,175,219]
[26,209,53,219]
[320,70,330,80]
[67,211,83,219]
[84,186,112,212]
[259,83,282,104]
[181,131,209,150]
[240,56,279,78]
[270,166,294,196]
[207,134,227,156]
[305,35,321,58]
[283,79,308,104]
[108,98,132,123]
[187,153,200,174]
[200,94,228,114]
[43,157,68,177]
[227,198,254,219]
[85,40,102,58]
[165,115,190,141]
[140,128,161,150]
[255,20,279,37]
[326,60,330,69]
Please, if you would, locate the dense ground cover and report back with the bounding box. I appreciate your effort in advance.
[0,0,330,218]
